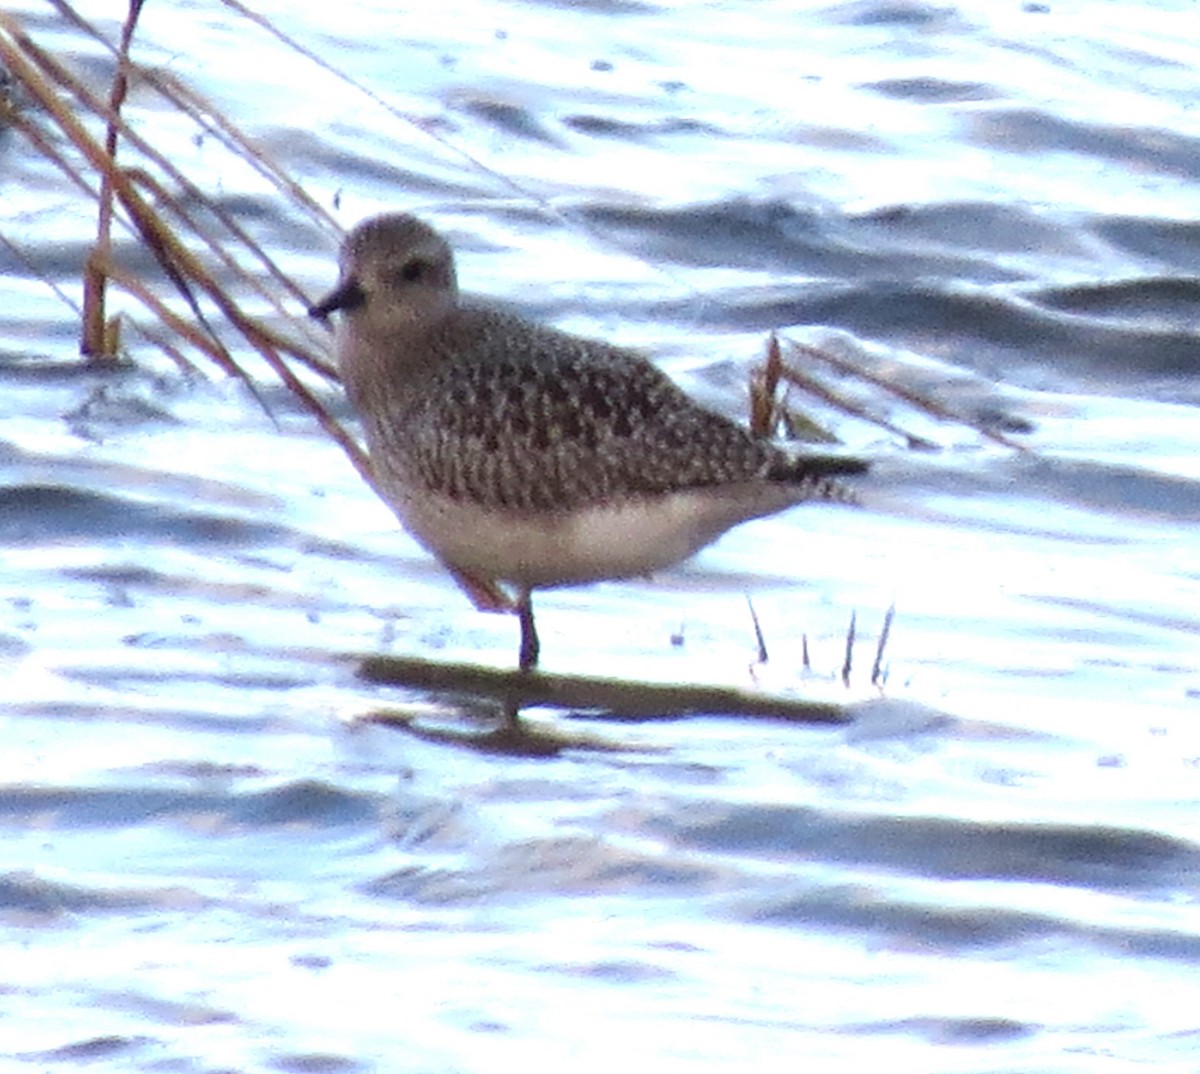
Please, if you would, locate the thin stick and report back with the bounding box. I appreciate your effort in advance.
[359,654,852,724]
[871,604,895,688]
[841,610,856,687]
[745,593,768,663]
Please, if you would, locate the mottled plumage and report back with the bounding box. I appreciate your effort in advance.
[311,213,866,670]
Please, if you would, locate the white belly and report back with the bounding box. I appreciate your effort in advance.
[385,481,805,589]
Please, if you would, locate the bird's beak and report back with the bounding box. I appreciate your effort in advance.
[308,277,366,321]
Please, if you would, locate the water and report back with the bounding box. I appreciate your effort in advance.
[2,0,1199,1070]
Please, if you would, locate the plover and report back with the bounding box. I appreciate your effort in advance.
[310,213,866,671]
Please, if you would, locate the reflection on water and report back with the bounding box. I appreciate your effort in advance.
[2,0,1200,1070]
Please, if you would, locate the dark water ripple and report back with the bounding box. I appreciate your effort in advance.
[584,199,1069,278]
[1033,275,1200,322]
[708,280,1200,387]
[0,870,188,916]
[662,804,1200,892]
[1095,214,1200,270]
[0,780,379,832]
[866,76,999,103]
[969,108,1200,181]
[0,484,289,546]
[750,884,1200,964]
[578,203,1200,394]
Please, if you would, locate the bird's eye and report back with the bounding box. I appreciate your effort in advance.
[397,259,425,283]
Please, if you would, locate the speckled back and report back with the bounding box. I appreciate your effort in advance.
[363,309,785,511]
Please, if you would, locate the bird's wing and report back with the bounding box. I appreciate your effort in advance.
[402,315,865,511]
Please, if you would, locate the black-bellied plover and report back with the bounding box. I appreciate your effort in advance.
[310,213,867,671]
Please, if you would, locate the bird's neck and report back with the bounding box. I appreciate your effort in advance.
[337,318,436,411]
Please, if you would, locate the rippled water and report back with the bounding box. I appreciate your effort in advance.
[2,1,1200,1070]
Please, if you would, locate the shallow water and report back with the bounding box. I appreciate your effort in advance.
[2,1,1200,1071]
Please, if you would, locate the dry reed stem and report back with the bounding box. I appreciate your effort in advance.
[81,0,144,358]
[125,167,335,378]
[0,54,377,550]
[748,331,783,438]
[783,336,1031,452]
[750,332,1019,455]
[130,158,334,340]
[0,15,367,465]
[771,337,940,450]
[3,16,334,375]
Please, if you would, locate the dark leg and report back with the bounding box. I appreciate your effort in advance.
[517,586,540,672]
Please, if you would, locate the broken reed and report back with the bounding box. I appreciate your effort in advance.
[0,7,376,487]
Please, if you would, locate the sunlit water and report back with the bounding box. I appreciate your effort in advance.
[2,1,1199,1071]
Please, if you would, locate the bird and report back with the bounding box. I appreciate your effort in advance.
[309,213,867,672]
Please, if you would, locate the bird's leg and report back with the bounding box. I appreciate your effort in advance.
[516,586,540,672]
